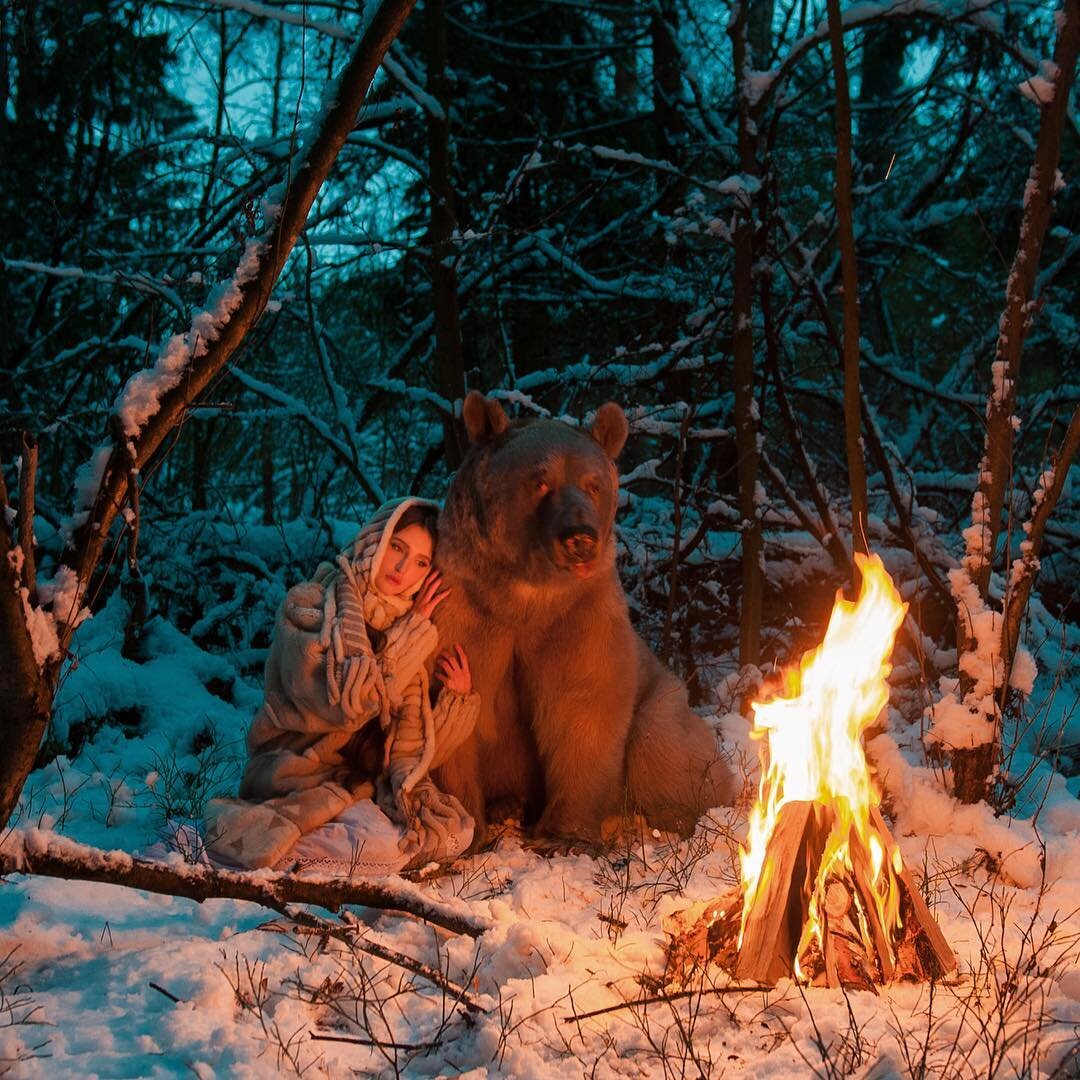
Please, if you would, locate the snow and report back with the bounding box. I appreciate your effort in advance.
[1,563,1076,1077]
[66,445,113,537]
[18,578,61,668]
[114,237,266,437]
[1009,645,1038,695]
[1019,75,1056,106]
[744,70,778,108]
[1019,61,1060,106]
[10,559,89,670]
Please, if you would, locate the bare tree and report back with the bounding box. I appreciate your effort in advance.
[0,0,418,832]
[425,0,467,466]
[946,0,1079,803]
[827,0,869,559]
[729,2,762,668]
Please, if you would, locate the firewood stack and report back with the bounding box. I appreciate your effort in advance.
[665,803,956,992]
[666,557,959,992]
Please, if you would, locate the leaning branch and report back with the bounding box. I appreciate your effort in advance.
[0,0,417,834]
[0,831,488,938]
[63,0,418,644]
[1000,406,1080,697]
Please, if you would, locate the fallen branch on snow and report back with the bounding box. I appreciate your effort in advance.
[0,829,488,938]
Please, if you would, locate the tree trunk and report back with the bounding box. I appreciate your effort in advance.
[826,0,869,559]
[730,3,762,668]
[0,468,54,825]
[425,0,466,468]
[965,0,1079,600]
[612,0,641,108]
[857,23,908,173]
[261,418,275,525]
[949,0,1079,802]
[652,0,685,215]
[0,0,418,833]
[747,0,773,69]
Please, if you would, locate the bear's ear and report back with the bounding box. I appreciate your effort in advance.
[590,402,628,460]
[462,391,510,443]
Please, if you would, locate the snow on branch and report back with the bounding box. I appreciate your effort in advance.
[3,257,186,313]
[0,828,489,938]
[204,0,351,40]
[56,0,418,632]
[114,238,267,438]
[1001,406,1080,690]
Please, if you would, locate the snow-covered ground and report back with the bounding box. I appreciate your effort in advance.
[2,593,1079,1078]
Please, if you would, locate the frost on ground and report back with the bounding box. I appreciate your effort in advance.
[2,558,1079,1077]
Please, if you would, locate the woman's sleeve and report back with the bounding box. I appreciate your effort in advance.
[264,579,377,733]
[429,687,481,763]
[384,675,428,790]
[386,682,481,791]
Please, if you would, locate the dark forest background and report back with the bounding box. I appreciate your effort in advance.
[1,0,1077,813]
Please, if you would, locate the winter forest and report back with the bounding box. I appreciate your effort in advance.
[1,0,1079,1074]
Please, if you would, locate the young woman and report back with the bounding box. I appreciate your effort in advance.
[206,497,479,876]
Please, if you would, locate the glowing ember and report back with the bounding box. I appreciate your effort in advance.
[739,553,909,978]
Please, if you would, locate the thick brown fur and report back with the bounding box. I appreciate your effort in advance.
[431,392,737,844]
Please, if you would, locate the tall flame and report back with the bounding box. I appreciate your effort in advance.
[739,553,909,973]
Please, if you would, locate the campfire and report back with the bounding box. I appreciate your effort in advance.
[667,554,956,991]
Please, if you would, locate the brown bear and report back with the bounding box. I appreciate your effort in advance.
[430,391,736,843]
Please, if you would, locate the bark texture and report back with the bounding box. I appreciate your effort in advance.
[425,0,467,466]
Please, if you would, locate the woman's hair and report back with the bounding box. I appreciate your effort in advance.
[393,504,439,546]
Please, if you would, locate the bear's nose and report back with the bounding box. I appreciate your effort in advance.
[559,526,597,562]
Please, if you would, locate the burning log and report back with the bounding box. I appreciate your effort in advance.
[665,556,957,990]
[735,801,829,984]
[666,802,955,990]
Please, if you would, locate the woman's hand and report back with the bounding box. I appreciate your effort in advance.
[437,644,472,694]
[414,571,449,620]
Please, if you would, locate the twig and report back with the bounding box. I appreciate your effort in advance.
[308,1030,441,1050]
[149,981,184,1004]
[562,984,767,1024]
[268,907,488,1014]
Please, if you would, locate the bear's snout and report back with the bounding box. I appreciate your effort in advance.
[559,525,597,563]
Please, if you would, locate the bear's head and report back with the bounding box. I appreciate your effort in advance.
[439,392,629,589]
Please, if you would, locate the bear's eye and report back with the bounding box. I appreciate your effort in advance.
[534,478,550,497]
[584,479,601,499]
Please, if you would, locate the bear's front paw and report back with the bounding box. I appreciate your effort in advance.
[525,834,605,859]
[530,810,606,856]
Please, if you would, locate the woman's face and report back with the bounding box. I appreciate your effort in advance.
[373,523,434,596]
